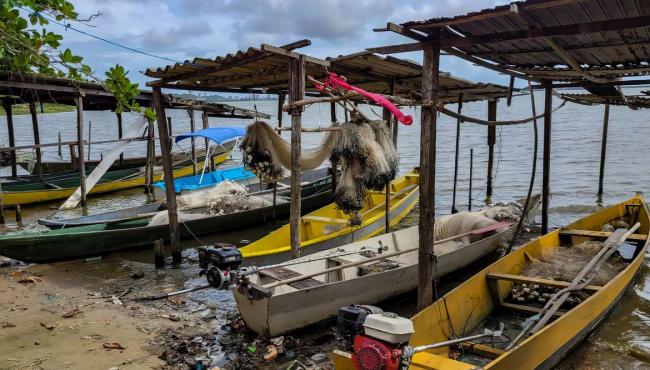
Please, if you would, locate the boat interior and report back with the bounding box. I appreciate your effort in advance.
[407,197,649,369]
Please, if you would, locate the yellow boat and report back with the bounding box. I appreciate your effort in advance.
[334,194,649,370]
[1,151,230,206]
[239,169,420,259]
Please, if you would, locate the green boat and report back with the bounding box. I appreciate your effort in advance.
[0,169,334,263]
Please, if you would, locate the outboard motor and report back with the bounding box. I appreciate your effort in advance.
[198,244,243,290]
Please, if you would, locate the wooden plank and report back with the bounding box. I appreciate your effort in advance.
[261,44,330,67]
[289,55,306,259]
[152,87,181,263]
[418,34,440,311]
[302,215,348,225]
[486,272,601,293]
[486,99,496,200]
[500,302,565,318]
[75,96,87,207]
[560,229,647,242]
[461,343,505,360]
[598,105,609,196]
[2,102,17,177]
[541,85,552,234]
[259,267,324,290]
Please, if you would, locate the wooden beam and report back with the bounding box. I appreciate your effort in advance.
[486,99,497,201]
[598,104,609,197]
[506,76,515,106]
[75,96,87,207]
[152,87,181,263]
[28,101,43,180]
[330,101,338,194]
[500,301,565,318]
[289,55,306,259]
[261,44,330,67]
[116,112,124,169]
[2,102,17,177]
[486,272,601,292]
[418,34,440,311]
[532,78,650,89]
[559,229,647,242]
[188,108,197,176]
[541,85,552,234]
[451,94,462,214]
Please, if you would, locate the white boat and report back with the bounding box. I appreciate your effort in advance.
[233,195,541,337]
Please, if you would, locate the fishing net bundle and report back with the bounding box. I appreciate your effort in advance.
[175,181,248,209]
[207,194,269,216]
[147,210,208,226]
[240,120,339,183]
[330,119,399,224]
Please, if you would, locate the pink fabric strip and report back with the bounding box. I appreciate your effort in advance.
[315,73,413,125]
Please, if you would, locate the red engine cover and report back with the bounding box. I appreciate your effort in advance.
[352,335,402,370]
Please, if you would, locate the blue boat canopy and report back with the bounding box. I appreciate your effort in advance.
[175,127,246,144]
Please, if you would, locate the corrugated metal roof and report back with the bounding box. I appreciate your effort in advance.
[560,92,650,108]
[401,0,650,81]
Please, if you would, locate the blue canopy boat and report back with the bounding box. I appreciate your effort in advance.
[153,127,255,194]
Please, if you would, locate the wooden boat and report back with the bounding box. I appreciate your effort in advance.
[38,168,329,228]
[152,166,256,197]
[238,169,420,259]
[0,151,230,206]
[333,194,649,370]
[234,195,540,337]
[0,169,334,263]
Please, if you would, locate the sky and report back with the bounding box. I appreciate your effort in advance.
[54,0,512,91]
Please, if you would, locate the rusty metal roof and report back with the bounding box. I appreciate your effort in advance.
[401,0,650,82]
[145,43,511,103]
[559,92,650,108]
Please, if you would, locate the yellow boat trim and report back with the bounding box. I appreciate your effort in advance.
[239,170,420,258]
[1,152,229,206]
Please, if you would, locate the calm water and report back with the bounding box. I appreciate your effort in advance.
[2,90,650,368]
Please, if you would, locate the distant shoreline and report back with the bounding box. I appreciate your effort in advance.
[0,103,75,116]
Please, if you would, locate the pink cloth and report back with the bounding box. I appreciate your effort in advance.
[314,73,413,125]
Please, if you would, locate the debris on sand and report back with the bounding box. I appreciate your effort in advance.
[103,342,126,350]
[40,322,56,330]
[62,308,82,318]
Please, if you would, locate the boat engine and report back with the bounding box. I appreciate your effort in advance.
[337,307,414,370]
[198,244,243,290]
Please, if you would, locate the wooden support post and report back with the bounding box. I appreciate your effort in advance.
[330,101,338,193]
[0,181,4,225]
[541,85,553,234]
[289,55,306,259]
[152,87,181,263]
[146,119,155,193]
[451,94,463,214]
[597,104,610,198]
[75,96,87,207]
[277,93,285,129]
[117,112,124,168]
[469,148,474,211]
[14,204,21,223]
[87,120,92,161]
[507,76,515,107]
[202,109,212,171]
[2,102,17,177]
[167,117,173,150]
[418,35,440,311]
[188,109,197,176]
[154,239,165,269]
[28,101,43,180]
[58,132,62,157]
[486,99,497,202]
[69,144,77,170]
[383,78,396,233]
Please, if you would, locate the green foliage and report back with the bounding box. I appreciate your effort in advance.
[104,64,156,121]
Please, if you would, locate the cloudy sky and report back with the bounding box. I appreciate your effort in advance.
[55,0,511,89]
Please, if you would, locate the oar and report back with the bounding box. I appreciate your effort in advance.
[260,221,512,291]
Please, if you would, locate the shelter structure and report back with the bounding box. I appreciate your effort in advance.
[145,39,511,264]
[0,71,262,219]
[369,0,650,308]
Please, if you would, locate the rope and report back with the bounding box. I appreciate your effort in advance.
[435,100,567,126]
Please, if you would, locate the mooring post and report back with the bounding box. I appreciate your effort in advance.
[116,112,124,168]
[75,95,87,207]
[541,85,553,234]
[418,33,441,311]
[28,101,43,180]
[202,109,213,171]
[188,109,197,176]
[451,94,463,214]
[597,104,610,198]
[469,148,474,211]
[87,120,92,161]
[154,239,165,269]
[152,88,181,263]
[167,117,173,150]
[288,55,306,259]
[14,204,22,223]
[2,102,17,177]
[486,99,497,202]
[330,101,338,193]
[145,119,155,194]
[58,132,62,158]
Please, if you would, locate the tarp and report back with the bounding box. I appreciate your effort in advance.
[175,127,245,144]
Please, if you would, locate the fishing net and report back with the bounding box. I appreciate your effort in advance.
[207,194,269,216]
[240,120,339,183]
[176,181,248,209]
[147,210,208,226]
[330,119,399,223]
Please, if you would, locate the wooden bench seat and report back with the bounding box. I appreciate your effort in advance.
[259,267,324,290]
[302,215,348,225]
[560,229,647,242]
[486,272,601,293]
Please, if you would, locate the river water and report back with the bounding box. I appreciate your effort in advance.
[1,90,650,368]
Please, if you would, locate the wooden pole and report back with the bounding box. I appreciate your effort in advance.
[451,94,463,214]
[330,101,338,193]
[2,102,17,177]
[486,99,497,202]
[167,117,173,150]
[146,119,155,194]
[597,104,610,198]
[541,85,553,234]
[277,93,285,129]
[14,204,21,223]
[289,55,306,259]
[117,112,124,168]
[87,120,92,161]
[28,101,43,180]
[506,76,515,107]
[152,88,181,263]
[58,132,62,157]
[202,109,212,171]
[418,34,440,311]
[188,109,197,176]
[383,78,396,233]
[0,180,4,225]
[469,148,474,211]
[154,239,165,269]
[75,96,87,207]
